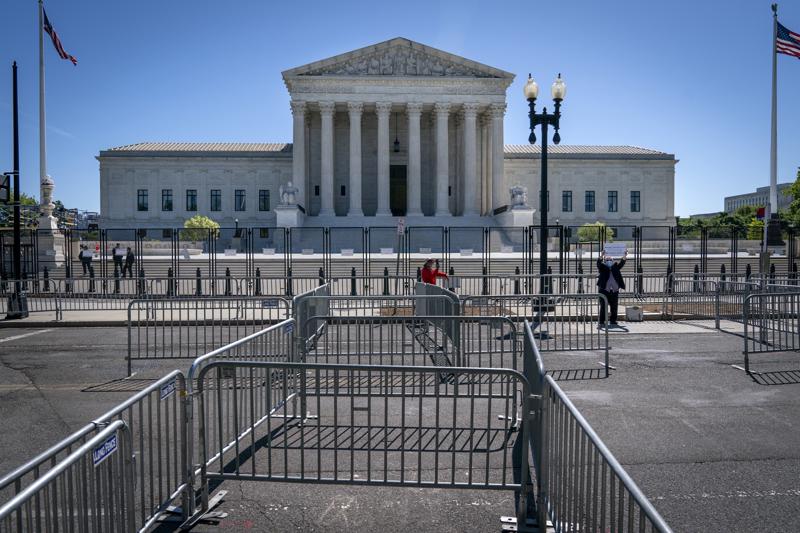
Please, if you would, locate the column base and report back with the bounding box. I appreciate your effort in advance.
[406,210,423,217]
[317,208,335,217]
[348,210,365,217]
[435,210,451,217]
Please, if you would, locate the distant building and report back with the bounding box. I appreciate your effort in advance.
[688,212,720,220]
[724,183,792,213]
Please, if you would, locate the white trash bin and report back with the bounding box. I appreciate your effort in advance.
[625,305,643,322]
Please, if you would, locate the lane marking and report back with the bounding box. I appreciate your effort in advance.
[0,329,53,344]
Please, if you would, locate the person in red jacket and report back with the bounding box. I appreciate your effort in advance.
[421,258,448,285]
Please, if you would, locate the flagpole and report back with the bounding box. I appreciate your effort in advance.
[770,4,778,219]
[38,0,46,205]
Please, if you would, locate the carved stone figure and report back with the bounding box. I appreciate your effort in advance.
[380,52,393,74]
[279,181,298,206]
[510,185,528,208]
[40,174,55,217]
[407,53,417,75]
[431,60,444,76]
[368,57,380,74]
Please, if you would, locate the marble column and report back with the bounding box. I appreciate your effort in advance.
[347,102,364,216]
[462,103,480,216]
[490,103,506,212]
[434,103,450,216]
[290,100,306,208]
[319,101,335,216]
[375,102,392,216]
[406,102,423,216]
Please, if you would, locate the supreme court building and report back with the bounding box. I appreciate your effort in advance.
[98,38,676,229]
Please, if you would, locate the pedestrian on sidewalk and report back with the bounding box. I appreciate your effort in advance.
[596,249,627,327]
[78,244,90,275]
[123,247,135,278]
[421,258,448,285]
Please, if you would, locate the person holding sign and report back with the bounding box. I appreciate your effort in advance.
[596,247,627,327]
[421,258,448,285]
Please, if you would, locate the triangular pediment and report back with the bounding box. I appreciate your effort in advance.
[282,37,513,79]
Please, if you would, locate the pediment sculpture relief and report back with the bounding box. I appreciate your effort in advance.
[302,48,494,78]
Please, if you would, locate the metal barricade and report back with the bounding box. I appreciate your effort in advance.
[0,420,136,533]
[193,361,536,526]
[743,291,800,374]
[127,297,288,375]
[0,371,190,531]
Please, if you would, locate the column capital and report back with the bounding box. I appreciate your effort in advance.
[489,103,507,118]
[375,102,393,116]
[434,103,451,116]
[318,101,336,115]
[406,102,424,116]
[347,101,364,115]
[290,100,306,115]
[462,103,480,118]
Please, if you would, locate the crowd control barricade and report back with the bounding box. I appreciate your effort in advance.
[293,284,331,343]
[301,315,517,371]
[0,420,136,533]
[127,297,288,375]
[743,291,800,374]
[192,361,537,526]
[0,280,62,319]
[0,370,190,531]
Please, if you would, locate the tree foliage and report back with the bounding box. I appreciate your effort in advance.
[576,222,613,243]
[182,215,219,241]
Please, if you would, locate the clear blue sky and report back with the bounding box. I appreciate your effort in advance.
[1,0,799,216]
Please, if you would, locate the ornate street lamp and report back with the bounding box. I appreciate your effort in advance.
[525,73,565,293]
[393,112,400,153]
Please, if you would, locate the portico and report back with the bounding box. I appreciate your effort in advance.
[282,38,514,222]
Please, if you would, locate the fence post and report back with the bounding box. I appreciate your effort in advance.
[114,265,120,294]
[693,264,699,293]
[666,264,673,294]
[770,262,776,284]
[714,282,720,329]
[382,267,389,296]
[793,262,798,286]
[350,267,357,296]
[318,267,325,286]
[416,267,422,282]
[720,263,726,292]
[224,267,232,296]
[745,263,752,281]
[43,266,50,292]
[637,264,644,295]
[88,266,95,293]
[65,264,72,293]
[21,270,28,292]
[167,267,175,297]
[195,268,202,296]
[481,266,488,295]
[545,265,553,294]
[514,266,521,295]
[255,267,262,296]
[286,267,294,297]
[137,268,145,296]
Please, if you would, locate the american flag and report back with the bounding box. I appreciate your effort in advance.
[777,21,800,59]
[43,9,77,65]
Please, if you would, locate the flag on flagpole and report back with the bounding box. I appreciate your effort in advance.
[777,21,800,59]
[42,8,77,65]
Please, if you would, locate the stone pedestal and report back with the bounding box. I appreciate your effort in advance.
[275,205,305,228]
[495,207,535,227]
[37,215,66,268]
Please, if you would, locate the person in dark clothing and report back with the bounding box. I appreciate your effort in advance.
[596,250,627,326]
[78,244,89,275]
[421,258,448,285]
[123,247,135,278]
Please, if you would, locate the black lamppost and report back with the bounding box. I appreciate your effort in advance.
[524,73,566,293]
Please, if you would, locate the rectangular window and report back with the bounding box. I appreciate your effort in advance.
[585,191,595,212]
[608,191,618,213]
[259,190,270,211]
[259,228,270,238]
[210,189,221,212]
[631,191,641,213]
[562,191,572,212]
[340,185,346,196]
[161,189,173,211]
[186,189,197,212]
[137,189,148,211]
[234,189,246,211]
[314,185,320,196]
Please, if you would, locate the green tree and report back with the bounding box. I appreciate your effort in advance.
[182,215,219,241]
[746,218,764,240]
[576,222,613,243]
[783,168,800,227]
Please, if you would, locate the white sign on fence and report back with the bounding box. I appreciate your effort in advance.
[114,249,126,257]
[263,248,276,255]
[224,249,237,256]
[500,245,515,253]
[603,243,627,258]
[397,217,406,236]
[460,249,474,257]
[419,247,432,254]
[301,249,314,255]
[340,248,354,256]
[380,248,394,255]
[92,434,118,467]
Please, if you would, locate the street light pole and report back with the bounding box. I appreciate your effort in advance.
[525,74,566,293]
[7,61,29,319]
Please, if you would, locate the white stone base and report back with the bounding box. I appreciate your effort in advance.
[494,207,535,227]
[36,215,66,267]
[275,205,305,228]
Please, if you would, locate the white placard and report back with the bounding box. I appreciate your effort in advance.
[340,248,354,256]
[302,248,314,255]
[603,243,627,258]
[82,252,94,260]
[397,217,406,236]
[681,244,694,252]
[419,247,432,254]
[114,249,126,257]
[224,249,237,256]
[459,249,473,257]
[262,248,276,255]
[500,245,515,254]
[380,248,394,255]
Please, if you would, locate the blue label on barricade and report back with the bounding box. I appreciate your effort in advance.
[160,378,176,400]
[261,299,278,308]
[93,434,118,467]
[284,322,294,334]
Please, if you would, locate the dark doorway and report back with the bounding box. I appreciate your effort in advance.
[390,165,407,216]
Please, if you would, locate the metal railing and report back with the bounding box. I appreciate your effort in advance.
[743,291,800,374]
[0,421,136,533]
[126,297,288,375]
[0,371,190,531]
